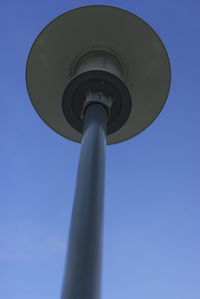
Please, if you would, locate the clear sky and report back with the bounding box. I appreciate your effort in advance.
[1,0,200,298]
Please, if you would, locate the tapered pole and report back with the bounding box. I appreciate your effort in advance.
[61,102,107,299]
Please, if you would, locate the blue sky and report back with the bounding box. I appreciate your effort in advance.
[1,0,200,298]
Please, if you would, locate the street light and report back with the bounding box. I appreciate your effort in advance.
[26,5,171,299]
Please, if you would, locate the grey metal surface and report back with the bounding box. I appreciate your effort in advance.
[62,69,132,136]
[61,103,107,299]
[26,5,171,144]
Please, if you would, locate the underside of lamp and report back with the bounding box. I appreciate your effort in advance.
[26,5,171,144]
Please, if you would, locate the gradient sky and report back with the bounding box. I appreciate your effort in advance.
[1,0,200,298]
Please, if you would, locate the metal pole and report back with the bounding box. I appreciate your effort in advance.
[61,102,107,299]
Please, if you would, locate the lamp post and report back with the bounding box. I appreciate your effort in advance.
[61,102,107,299]
[26,5,171,299]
